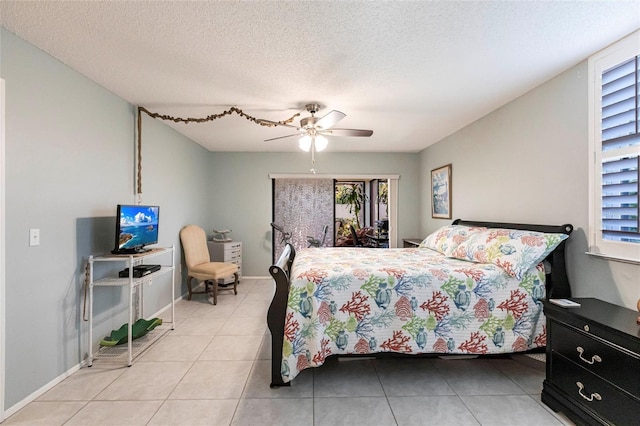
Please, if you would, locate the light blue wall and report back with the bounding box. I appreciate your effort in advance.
[419,61,640,310]
[5,18,636,415]
[207,152,421,276]
[1,29,211,409]
[0,29,422,411]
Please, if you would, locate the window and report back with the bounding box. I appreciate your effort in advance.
[334,179,389,247]
[589,31,640,263]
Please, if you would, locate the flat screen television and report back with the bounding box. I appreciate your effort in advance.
[112,204,160,254]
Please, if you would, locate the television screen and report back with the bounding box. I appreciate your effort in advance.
[113,205,159,254]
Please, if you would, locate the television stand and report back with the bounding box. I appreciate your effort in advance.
[87,246,175,367]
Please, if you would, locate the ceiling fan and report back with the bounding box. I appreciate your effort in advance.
[260,103,373,153]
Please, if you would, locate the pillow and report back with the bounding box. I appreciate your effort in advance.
[419,224,487,256]
[449,228,568,279]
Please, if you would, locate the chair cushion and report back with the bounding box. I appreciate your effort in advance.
[190,262,238,280]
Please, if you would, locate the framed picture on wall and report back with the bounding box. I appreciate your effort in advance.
[431,164,452,219]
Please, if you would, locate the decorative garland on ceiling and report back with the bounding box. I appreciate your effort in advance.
[137,105,300,126]
[135,105,301,195]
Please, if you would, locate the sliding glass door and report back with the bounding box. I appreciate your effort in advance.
[270,174,399,260]
[335,178,389,247]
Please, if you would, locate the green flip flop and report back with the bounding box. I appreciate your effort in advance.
[100,317,163,346]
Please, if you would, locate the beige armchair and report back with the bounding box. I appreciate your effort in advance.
[179,225,238,305]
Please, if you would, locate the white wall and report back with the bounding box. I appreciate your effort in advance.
[419,60,640,309]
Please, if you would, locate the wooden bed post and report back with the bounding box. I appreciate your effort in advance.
[267,243,295,388]
[547,225,573,299]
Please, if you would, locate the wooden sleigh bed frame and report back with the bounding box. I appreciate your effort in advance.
[267,219,573,387]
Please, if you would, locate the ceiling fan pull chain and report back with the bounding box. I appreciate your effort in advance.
[310,140,317,174]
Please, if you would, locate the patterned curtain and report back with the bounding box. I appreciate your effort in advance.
[273,178,334,258]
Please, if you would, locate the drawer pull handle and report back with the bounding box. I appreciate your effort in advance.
[576,347,602,364]
[576,382,602,402]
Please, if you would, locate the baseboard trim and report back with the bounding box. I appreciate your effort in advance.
[3,362,82,420]
[3,299,181,420]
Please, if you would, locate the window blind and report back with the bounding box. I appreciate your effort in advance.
[600,56,640,244]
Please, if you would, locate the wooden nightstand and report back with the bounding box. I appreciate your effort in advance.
[542,298,640,425]
[403,238,422,248]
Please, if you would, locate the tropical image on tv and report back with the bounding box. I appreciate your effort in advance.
[116,205,159,252]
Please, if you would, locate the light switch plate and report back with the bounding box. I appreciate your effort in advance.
[29,229,40,246]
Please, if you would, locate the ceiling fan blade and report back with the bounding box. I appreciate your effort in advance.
[315,110,346,130]
[264,133,301,142]
[325,128,374,137]
[258,119,299,130]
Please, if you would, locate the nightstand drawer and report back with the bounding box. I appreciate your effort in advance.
[551,353,640,425]
[542,298,640,425]
[402,238,422,248]
[547,303,640,355]
[551,321,640,397]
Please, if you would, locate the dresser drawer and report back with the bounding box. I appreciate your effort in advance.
[550,321,640,397]
[208,241,242,284]
[226,242,242,251]
[224,250,242,261]
[551,353,640,425]
[208,242,242,261]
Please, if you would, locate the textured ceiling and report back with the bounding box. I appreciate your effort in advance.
[1,1,639,152]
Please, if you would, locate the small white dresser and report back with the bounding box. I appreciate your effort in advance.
[208,240,242,284]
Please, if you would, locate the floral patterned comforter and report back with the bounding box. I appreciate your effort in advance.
[281,247,547,383]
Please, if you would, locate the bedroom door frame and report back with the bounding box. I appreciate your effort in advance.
[1,78,6,421]
[269,173,399,248]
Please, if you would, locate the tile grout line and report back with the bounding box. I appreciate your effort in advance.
[370,358,400,426]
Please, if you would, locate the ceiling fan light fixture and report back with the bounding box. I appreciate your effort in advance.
[266,105,373,164]
[315,135,328,152]
[299,135,312,152]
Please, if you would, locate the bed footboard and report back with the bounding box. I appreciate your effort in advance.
[267,243,295,387]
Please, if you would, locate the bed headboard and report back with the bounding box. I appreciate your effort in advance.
[452,219,573,299]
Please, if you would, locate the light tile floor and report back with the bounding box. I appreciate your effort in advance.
[3,278,575,425]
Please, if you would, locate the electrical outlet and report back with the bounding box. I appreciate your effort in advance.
[29,229,40,246]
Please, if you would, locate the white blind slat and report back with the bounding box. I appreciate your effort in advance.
[600,55,640,245]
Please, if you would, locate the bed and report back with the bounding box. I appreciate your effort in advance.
[267,219,573,387]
